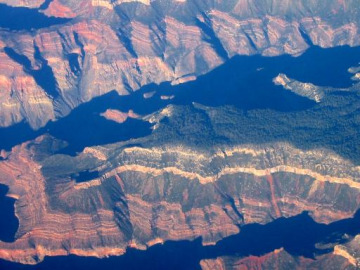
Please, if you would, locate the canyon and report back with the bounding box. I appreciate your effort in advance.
[0,0,359,129]
[1,0,360,269]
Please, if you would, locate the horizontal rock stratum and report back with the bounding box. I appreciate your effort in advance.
[0,0,360,128]
[0,134,359,264]
[1,1,360,269]
[1,86,360,266]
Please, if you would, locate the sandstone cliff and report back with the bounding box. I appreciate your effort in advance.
[0,0,360,128]
[1,1,360,268]
[1,87,360,264]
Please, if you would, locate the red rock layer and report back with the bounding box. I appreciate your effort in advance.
[200,248,357,270]
[0,136,359,264]
[0,48,54,128]
[100,109,140,123]
[0,0,359,128]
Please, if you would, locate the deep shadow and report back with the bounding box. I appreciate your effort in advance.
[39,0,54,10]
[142,45,359,113]
[4,46,59,99]
[72,170,100,183]
[0,121,43,152]
[46,92,153,155]
[1,210,360,270]
[0,4,70,30]
[0,91,153,155]
[0,184,18,242]
[0,46,360,159]
[33,44,59,98]
[205,210,360,259]
[195,14,229,61]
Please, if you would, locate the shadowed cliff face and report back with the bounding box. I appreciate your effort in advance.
[0,0,360,129]
[0,4,70,30]
[1,0,360,268]
[1,210,360,270]
[1,45,360,162]
[0,185,18,243]
[4,46,59,99]
[1,73,360,264]
[0,42,359,267]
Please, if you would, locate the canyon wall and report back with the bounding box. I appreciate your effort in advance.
[0,0,359,128]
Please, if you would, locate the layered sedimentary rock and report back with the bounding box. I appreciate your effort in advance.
[200,248,358,270]
[0,56,360,266]
[0,49,55,128]
[1,0,360,268]
[1,0,360,128]
[200,224,360,270]
[101,109,140,123]
[1,99,360,264]
[0,76,359,266]
[0,0,45,8]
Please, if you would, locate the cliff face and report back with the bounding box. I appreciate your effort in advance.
[0,135,359,264]
[200,231,360,270]
[1,78,360,264]
[200,248,359,270]
[0,0,360,128]
[1,0,360,268]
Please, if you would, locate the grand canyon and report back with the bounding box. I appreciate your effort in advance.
[1,0,360,269]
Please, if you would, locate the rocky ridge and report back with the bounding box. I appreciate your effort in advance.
[273,74,325,102]
[0,0,360,128]
[1,99,360,264]
[1,1,360,268]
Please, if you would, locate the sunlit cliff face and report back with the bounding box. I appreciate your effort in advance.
[1,0,360,269]
[0,0,359,129]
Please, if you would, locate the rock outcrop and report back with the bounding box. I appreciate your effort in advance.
[101,109,140,123]
[0,0,360,128]
[1,1,360,268]
[273,73,325,102]
[200,248,358,270]
[0,76,360,265]
[1,107,360,264]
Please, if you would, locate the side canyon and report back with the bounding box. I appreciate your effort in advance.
[1,1,360,269]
